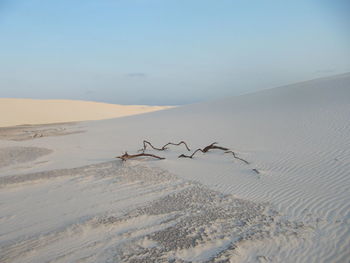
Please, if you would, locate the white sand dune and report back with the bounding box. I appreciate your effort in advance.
[0,73,349,262]
[0,98,171,127]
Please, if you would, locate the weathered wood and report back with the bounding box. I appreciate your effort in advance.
[118,141,251,166]
[252,168,260,174]
[116,152,165,161]
[225,151,250,164]
[202,142,229,152]
[140,140,163,151]
[161,141,191,151]
[140,140,190,152]
[178,142,229,159]
[178,148,205,159]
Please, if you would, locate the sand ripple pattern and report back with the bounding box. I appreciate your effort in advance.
[0,161,302,263]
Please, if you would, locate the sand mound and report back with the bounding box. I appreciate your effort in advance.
[0,98,171,127]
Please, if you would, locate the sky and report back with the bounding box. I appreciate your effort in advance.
[0,0,349,105]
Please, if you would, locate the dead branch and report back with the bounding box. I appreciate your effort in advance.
[140,140,190,152]
[139,140,163,152]
[202,142,229,152]
[225,151,250,164]
[116,152,165,161]
[161,141,191,151]
[178,142,229,159]
[252,168,260,174]
[178,148,204,159]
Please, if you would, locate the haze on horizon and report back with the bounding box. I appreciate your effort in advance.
[0,0,349,105]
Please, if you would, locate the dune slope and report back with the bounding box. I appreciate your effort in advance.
[0,73,349,262]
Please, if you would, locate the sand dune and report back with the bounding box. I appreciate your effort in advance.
[0,73,349,262]
[0,98,171,127]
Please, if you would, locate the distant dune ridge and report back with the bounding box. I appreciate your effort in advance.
[0,98,172,127]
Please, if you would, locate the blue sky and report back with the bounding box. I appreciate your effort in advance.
[0,0,349,105]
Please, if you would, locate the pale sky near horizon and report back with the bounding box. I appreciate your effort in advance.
[0,0,349,105]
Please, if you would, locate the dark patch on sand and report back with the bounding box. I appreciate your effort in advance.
[0,147,52,169]
[0,122,84,141]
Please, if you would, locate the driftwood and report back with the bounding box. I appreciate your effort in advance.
[162,141,190,151]
[140,140,190,152]
[116,152,165,161]
[178,142,229,159]
[202,142,229,152]
[178,149,205,159]
[252,168,260,174]
[117,141,252,166]
[225,151,250,164]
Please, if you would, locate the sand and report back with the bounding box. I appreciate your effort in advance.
[0,73,349,262]
[0,98,172,127]
[0,123,83,141]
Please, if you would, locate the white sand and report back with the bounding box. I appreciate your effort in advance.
[0,73,349,262]
[0,98,171,127]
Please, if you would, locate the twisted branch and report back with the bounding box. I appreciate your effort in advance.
[178,149,204,159]
[225,151,249,164]
[139,140,163,151]
[117,141,252,166]
[202,142,229,152]
[140,140,190,152]
[178,142,229,159]
[116,152,165,161]
[162,141,191,151]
